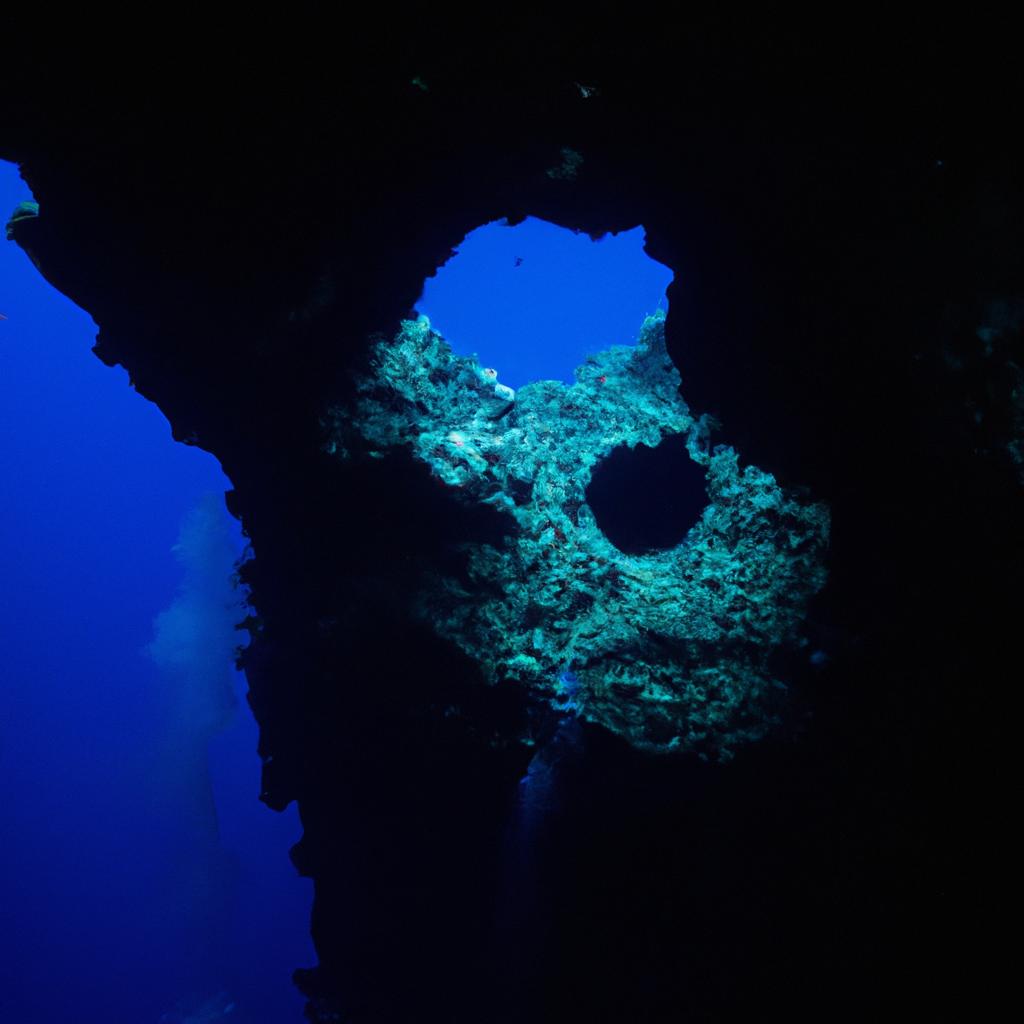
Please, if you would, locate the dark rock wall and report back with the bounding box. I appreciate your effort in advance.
[2,21,1018,1021]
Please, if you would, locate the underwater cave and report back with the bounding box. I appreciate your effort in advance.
[2,29,1012,1022]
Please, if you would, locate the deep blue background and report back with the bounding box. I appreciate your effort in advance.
[0,160,312,1024]
[416,217,673,388]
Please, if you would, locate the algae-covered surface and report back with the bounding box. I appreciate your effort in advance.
[326,312,829,758]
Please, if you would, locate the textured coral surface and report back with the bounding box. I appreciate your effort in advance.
[329,313,829,757]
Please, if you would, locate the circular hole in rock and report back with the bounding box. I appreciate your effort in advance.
[586,435,708,554]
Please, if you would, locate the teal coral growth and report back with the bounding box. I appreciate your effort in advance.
[326,312,830,759]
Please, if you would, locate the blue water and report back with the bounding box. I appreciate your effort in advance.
[416,217,673,389]
[0,161,312,1023]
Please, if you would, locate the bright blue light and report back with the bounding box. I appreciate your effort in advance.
[415,217,673,390]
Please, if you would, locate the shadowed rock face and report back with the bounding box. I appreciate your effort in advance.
[2,22,1021,1022]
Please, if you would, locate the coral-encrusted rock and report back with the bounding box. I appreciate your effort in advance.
[327,311,830,759]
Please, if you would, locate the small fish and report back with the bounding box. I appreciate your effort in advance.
[514,256,523,268]
[0,313,8,320]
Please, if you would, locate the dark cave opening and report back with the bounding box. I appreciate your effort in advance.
[585,434,708,554]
